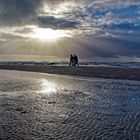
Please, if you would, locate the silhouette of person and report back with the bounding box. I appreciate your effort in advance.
[69,54,74,66]
[74,54,79,66]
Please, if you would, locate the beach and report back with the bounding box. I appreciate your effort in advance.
[1,0,140,139]
[0,70,140,139]
[0,64,140,81]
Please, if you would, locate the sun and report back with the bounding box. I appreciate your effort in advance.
[31,28,70,41]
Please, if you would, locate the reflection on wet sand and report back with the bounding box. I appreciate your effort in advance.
[40,79,57,94]
[0,70,140,140]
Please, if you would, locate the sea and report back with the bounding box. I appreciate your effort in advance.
[0,61,140,68]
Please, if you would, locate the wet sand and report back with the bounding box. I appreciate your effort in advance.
[0,70,140,139]
[0,65,140,81]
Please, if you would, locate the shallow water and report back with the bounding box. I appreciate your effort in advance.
[0,70,140,140]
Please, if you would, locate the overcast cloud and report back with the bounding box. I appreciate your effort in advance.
[0,0,140,39]
[0,0,140,60]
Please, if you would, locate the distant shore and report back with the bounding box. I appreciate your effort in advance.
[0,64,140,81]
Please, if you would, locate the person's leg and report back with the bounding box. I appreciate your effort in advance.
[69,61,72,66]
[77,62,79,66]
[73,60,76,66]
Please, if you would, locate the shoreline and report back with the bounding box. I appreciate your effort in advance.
[0,65,140,81]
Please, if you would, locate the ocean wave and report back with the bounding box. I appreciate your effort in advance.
[0,61,140,68]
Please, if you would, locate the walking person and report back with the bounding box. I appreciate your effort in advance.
[74,54,79,66]
[69,54,74,66]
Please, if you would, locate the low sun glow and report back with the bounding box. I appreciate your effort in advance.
[31,28,71,41]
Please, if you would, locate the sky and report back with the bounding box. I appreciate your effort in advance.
[0,0,140,61]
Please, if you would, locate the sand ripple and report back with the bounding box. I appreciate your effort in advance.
[0,70,140,139]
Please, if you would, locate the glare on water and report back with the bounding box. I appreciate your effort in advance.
[40,79,57,94]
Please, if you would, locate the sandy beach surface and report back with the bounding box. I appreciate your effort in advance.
[0,70,140,139]
[0,65,140,81]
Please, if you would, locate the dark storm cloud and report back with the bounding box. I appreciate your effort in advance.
[0,0,43,26]
[36,16,77,29]
[0,0,78,28]
[0,0,140,44]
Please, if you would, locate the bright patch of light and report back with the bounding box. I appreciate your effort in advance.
[41,79,57,95]
[43,4,51,15]
[42,2,76,17]
[31,28,71,41]
[55,2,75,14]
